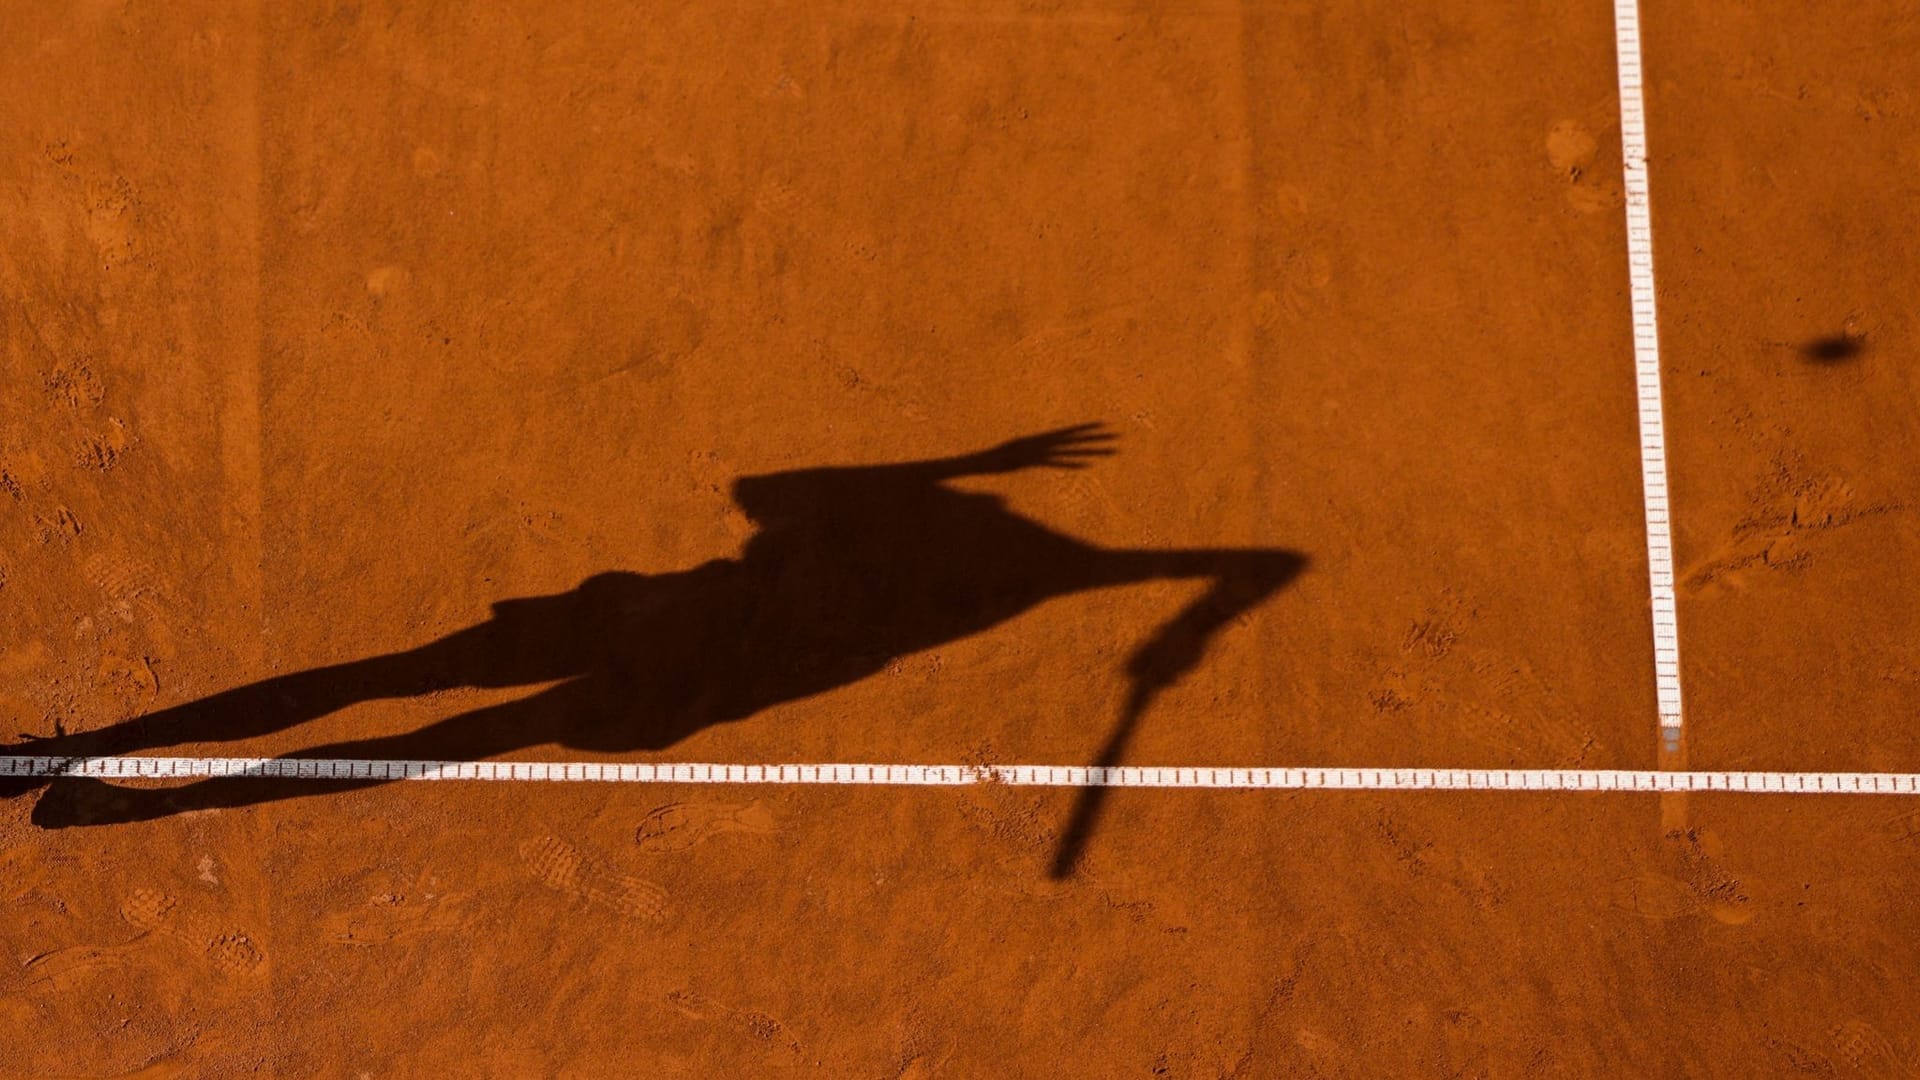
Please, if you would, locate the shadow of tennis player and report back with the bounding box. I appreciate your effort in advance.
[13,424,1303,875]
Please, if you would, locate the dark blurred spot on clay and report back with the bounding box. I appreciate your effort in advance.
[1800,335,1865,363]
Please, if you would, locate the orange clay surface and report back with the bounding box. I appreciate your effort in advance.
[3,1,1919,1074]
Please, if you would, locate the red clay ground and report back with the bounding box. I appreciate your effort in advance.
[2,0,1917,1074]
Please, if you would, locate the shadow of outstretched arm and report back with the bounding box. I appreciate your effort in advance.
[731,424,1116,521]
[1050,550,1304,878]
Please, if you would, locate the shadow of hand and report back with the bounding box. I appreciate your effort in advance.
[955,423,1117,474]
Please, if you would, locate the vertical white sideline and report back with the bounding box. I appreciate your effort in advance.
[1611,0,1683,753]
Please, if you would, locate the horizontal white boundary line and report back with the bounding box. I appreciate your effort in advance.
[7,757,1920,794]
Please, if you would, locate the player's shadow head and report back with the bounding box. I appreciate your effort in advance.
[22,423,1306,873]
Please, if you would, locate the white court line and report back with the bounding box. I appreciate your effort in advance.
[1612,0,1684,751]
[6,757,1920,794]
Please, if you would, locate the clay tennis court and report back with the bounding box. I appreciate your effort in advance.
[4,0,1919,1074]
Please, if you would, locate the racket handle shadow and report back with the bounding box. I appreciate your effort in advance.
[1049,691,1148,879]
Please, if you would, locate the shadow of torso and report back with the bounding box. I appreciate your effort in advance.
[481,473,1112,749]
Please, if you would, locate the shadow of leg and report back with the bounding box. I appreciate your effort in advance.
[31,679,587,828]
[20,627,507,765]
